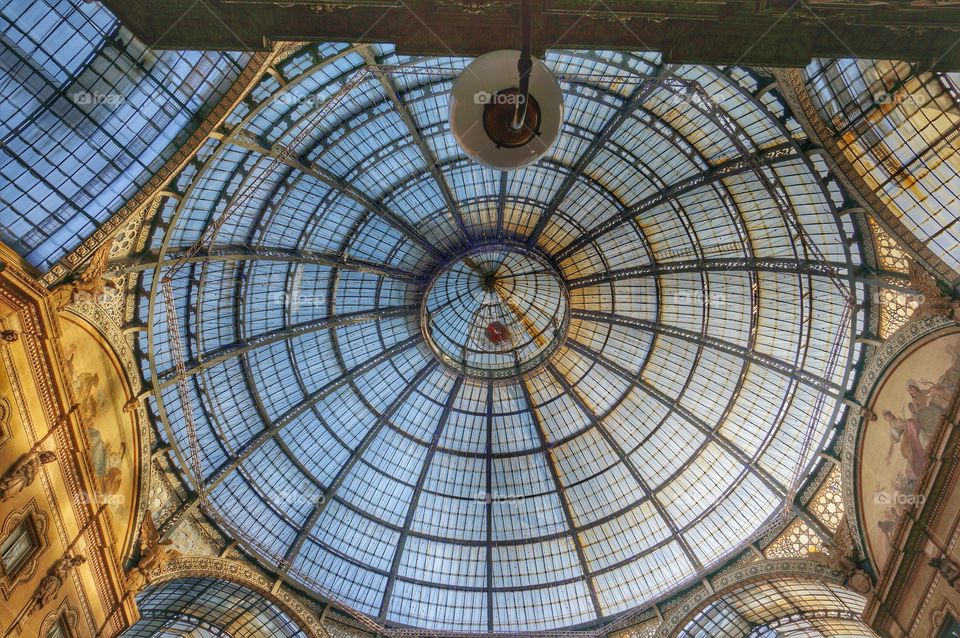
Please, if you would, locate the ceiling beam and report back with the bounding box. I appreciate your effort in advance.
[102,1,960,70]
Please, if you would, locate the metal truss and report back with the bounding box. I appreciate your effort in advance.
[566,256,850,290]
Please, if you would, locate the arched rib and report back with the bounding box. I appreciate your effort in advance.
[552,142,799,263]
[570,309,839,393]
[155,304,420,390]
[110,245,428,282]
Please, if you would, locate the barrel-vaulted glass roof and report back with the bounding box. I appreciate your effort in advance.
[804,58,960,280]
[136,43,865,632]
[0,0,248,270]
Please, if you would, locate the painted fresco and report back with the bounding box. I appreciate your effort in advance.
[59,315,138,560]
[859,331,960,569]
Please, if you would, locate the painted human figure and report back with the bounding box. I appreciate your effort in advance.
[882,409,927,478]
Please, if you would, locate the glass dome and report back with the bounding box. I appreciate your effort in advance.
[138,44,862,632]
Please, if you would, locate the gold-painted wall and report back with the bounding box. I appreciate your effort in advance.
[0,248,137,637]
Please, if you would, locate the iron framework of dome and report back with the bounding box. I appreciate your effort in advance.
[135,44,868,633]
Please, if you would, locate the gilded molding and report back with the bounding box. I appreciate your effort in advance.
[38,599,79,638]
[0,269,133,635]
[0,499,49,599]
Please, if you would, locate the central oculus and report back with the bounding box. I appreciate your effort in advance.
[420,245,570,379]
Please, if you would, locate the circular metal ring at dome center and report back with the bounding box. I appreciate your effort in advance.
[420,245,569,379]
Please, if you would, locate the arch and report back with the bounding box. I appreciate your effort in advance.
[54,308,144,564]
[653,559,874,637]
[136,556,329,638]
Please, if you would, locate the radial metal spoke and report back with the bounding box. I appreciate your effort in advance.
[544,362,704,572]
[526,66,671,247]
[226,128,447,260]
[484,382,494,632]
[378,377,464,621]
[166,336,423,524]
[518,377,604,619]
[362,49,472,245]
[563,339,788,498]
[281,360,440,572]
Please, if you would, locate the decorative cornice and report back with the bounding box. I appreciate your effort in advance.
[0,266,135,635]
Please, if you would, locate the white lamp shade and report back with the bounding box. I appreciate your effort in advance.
[449,50,563,171]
